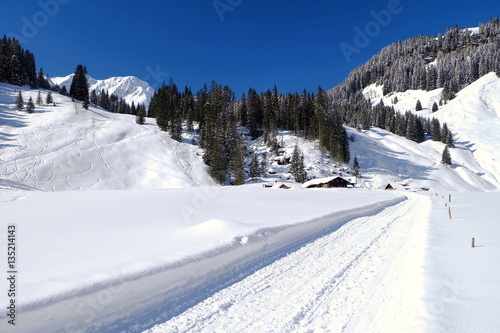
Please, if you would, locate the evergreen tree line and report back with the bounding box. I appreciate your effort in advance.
[89,88,146,117]
[15,90,55,114]
[365,101,454,146]
[0,36,37,88]
[330,17,500,127]
[148,80,352,184]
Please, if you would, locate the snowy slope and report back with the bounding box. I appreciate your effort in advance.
[51,74,155,107]
[361,72,500,190]
[0,84,213,191]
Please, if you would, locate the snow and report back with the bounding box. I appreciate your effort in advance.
[1,71,499,332]
[0,186,403,332]
[145,194,431,333]
[50,74,155,107]
[360,72,500,190]
[0,84,213,191]
[420,191,500,332]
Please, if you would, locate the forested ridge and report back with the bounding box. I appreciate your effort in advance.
[3,18,499,185]
[144,17,496,185]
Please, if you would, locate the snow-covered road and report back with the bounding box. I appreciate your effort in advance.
[147,194,431,333]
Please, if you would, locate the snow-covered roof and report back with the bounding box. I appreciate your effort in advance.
[302,176,352,188]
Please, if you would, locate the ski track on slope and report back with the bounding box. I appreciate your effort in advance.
[91,122,126,190]
[152,130,201,187]
[147,194,430,333]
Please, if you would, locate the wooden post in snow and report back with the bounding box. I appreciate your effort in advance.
[472,238,475,248]
[449,194,452,203]
[448,206,452,219]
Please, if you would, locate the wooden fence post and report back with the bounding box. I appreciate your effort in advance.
[472,237,475,248]
[448,206,452,219]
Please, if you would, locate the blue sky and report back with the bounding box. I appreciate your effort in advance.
[1,0,498,95]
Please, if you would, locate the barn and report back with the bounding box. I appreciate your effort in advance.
[303,176,353,189]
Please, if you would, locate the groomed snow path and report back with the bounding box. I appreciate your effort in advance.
[147,194,431,333]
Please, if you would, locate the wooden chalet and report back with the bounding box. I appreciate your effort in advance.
[303,176,353,189]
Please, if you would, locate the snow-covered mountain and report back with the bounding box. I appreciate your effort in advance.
[360,72,500,190]
[50,74,155,107]
[2,71,500,192]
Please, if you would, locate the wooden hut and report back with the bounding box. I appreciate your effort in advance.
[303,176,353,189]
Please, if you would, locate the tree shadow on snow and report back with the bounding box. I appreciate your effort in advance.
[356,137,435,181]
[0,107,27,128]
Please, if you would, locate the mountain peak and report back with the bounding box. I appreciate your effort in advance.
[50,74,155,107]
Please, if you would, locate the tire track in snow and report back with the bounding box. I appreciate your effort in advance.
[147,194,430,333]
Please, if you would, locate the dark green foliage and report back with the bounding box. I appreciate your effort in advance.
[0,36,37,87]
[327,17,500,133]
[290,145,307,183]
[83,97,89,110]
[249,154,261,179]
[441,146,452,165]
[36,91,43,106]
[445,130,455,148]
[415,100,423,111]
[353,156,360,177]
[432,102,439,112]
[431,118,442,141]
[16,91,24,111]
[234,142,246,185]
[26,97,35,114]
[37,68,51,90]
[69,65,89,103]
[260,154,268,177]
[46,92,53,105]
[136,104,146,125]
[59,86,68,96]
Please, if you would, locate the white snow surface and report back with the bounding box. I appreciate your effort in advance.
[1,72,500,333]
[0,84,213,191]
[0,186,403,332]
[50,74,155,107]
[361,72,500,190]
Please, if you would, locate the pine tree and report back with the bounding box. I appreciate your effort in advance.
[26,96,35,114]
[69,65,89,103]
[432,102,439,112]
[441,146,452,165]
[353,156,360,177]
[431,118,442,141]
[290,144,307,183]
[415,100,423,111]
[37,68,50,90]
[249,154,260,178]
[46,92,53,105]
[136,104,146,125]
[36,91,43,106]
[234,142,246,185]
[16,91,24,111]
[260,154,267,177]
[83,96,89,110]
[446,131,455,148]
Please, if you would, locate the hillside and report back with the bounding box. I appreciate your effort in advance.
[357,72,500,191]
[0,84,214,192]
[2,72,499,193]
